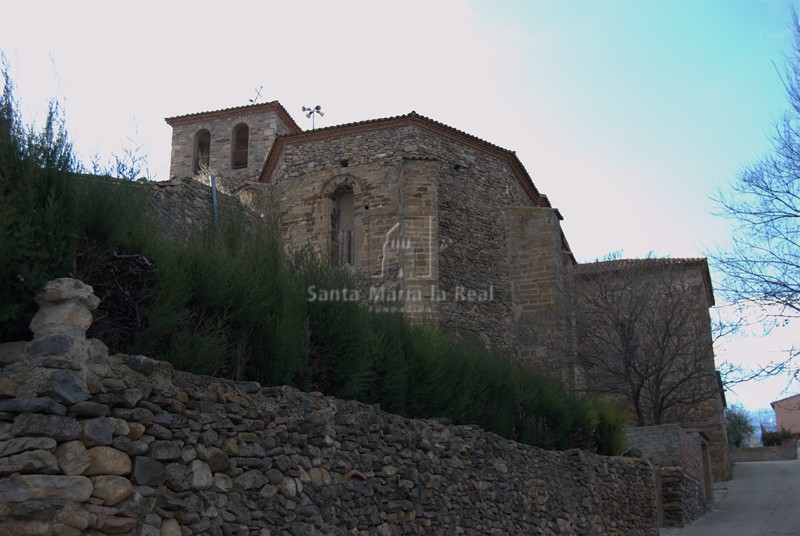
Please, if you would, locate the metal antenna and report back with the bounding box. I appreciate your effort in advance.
[301,105,324,129]
[249,86,263,104]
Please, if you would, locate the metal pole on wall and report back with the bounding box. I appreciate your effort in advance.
[211,175,218,227]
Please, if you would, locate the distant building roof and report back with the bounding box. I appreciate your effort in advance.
[771,392,800,409]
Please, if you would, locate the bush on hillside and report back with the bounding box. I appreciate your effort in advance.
[761,429,795,447]
[0,69,79,340]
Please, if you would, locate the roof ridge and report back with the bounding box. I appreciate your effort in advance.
[574,258,709,275]
[267,110,518,157]
[164,101,301,132]
[575,257,714,306]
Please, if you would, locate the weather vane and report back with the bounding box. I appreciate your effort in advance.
[302,105,324,129]
[249,86,263,105]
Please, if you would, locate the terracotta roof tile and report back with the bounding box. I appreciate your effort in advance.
[575,257,714,306]
[574,257,708,275]
[258,111,542,203]
[268,110,518,156]
[164,101,301,133]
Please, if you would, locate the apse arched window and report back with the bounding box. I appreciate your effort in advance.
[332,185,355,266]
[193,129,211,174]
[231,123,249,169]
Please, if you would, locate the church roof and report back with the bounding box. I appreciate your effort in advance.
[575,258,715,306]
[164,101,302,133]
[257,111,545,207]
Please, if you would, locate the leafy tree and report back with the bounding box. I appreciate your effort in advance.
[725,404,755,448]
[713,10,800,380]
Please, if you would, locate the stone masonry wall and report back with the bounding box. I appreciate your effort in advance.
[167,107,295,184]
[504,207,578,385]
[428,128,535,355]
[0,278,659,535]
[147,177,258,240]
[658,465,704,528]
[626,425,708,527]
[82,174,257,242]
[265,122,563,357]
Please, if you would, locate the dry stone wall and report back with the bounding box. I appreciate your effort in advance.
[147,177,258,240]
[83,174,258,242]
[0,279,659,535]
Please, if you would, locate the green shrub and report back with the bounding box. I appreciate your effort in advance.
[591,401,628,455]
[74,177,157,253]
[133,216,309,383]
[0,70,79,340]
[762,429,795,447]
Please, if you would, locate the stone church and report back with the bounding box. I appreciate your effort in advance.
[165,101,729,478]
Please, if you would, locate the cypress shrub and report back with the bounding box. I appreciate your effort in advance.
[0,70,78,340]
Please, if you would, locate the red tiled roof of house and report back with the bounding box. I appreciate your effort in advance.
[164,101,302,133]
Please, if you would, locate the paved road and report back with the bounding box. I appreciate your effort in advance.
[660,460,800,536]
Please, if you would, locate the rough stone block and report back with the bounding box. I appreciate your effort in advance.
[12,414,81,441]
[25,334,75,358]
[84,446,131,476]
[130,457,166,486]
[148,440,180,461]
[190,459,212,490]
[34,278,100,310]
[0,436,57,457]
[39,370,90,405]
[164,462,191,491]
[0,475,92,502]
[0,449,59,476]
[55,441,90,476]
[90,475,134,506]
[69,401,110,418]
[81,417,114,446]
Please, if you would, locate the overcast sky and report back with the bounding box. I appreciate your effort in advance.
[2,0,797,411]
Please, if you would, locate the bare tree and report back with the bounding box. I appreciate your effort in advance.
[712,10,800,378]
[575,259,721,426]
[88,123,154,181]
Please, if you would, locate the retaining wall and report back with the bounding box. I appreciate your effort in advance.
[730,444,798,463]
[0,278,659,535]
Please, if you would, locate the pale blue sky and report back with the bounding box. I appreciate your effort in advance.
[2,0,797,409]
